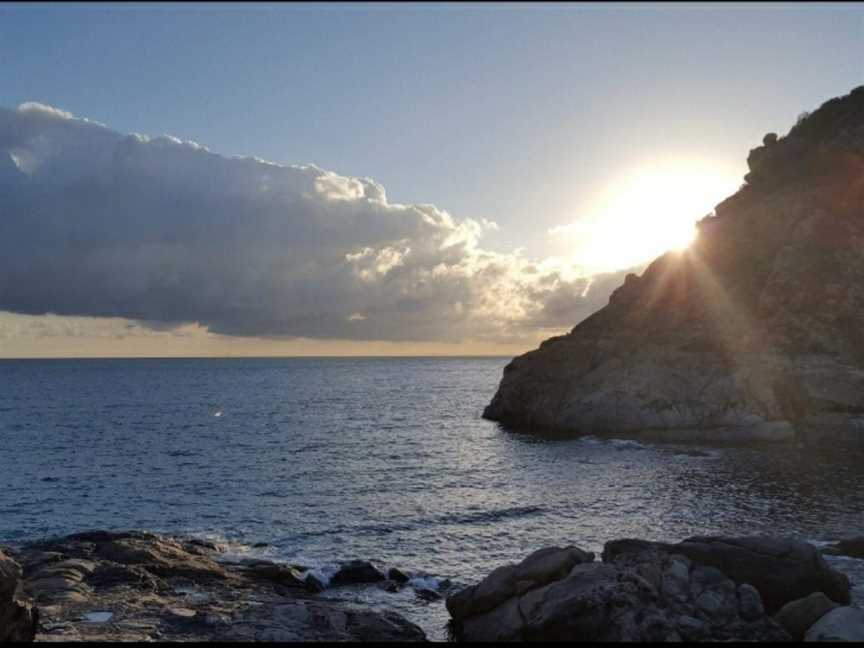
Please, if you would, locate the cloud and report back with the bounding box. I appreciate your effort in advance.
[0,102,634,344]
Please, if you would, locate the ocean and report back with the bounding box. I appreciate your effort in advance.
[2,357,863,639]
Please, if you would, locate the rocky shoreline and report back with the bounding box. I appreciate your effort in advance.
[0,530,435,642]
[2,529,864,642]
[448,536,864,642]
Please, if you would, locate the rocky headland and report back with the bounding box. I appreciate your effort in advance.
[484,86,864,444]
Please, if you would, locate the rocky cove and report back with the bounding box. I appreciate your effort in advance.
[3,85,864,647]
[3,529,864,642]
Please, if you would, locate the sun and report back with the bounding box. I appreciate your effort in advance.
[554,158,740,273]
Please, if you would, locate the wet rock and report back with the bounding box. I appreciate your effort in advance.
[387,567,410,583]
[0,550,38,642]
[303,572,326,593]
[183,538,228,555]
[331,560,386,585]
[241,561,307,589]
[415,587,441,602]
[804,606,864,642]
[774,592,839,640]
[378,579,400,593]
[604,535,850,613]
[822,536,864,559]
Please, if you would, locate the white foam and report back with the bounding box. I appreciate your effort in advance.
[408,575,442,591]
[609,439,646,450]
[307,563,339,588]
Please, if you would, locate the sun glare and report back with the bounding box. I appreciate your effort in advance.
[556,159,740,273]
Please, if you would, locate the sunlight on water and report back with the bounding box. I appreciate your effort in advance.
[2,357,863,638]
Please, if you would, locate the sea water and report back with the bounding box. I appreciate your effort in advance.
[2,357,863,638]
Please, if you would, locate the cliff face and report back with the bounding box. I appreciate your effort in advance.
[484,86,864,443]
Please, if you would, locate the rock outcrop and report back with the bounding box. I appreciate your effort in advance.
[603,536,850,614]
[0,549,38,642]
[12,530,426,642]
[447,535,855,642]
[484,86,864,443]
[447,539,800,641]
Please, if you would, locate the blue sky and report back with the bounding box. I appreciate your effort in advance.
[0,2,861,356]
[3,2,861,256]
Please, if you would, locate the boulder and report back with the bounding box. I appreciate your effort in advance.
[446,546,594,622]
[447,545,790,642]
[604,535,850,613]
[331,560,386,585]
[387,567,410,583]
[804,606,864,642]
[241,561,308,589]
[774,592,839,640]
[0,550,38,642]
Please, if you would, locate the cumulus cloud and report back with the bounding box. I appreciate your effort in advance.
[0,102,633,343]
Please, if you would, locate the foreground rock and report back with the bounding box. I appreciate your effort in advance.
[774,593,839,641]
[1,549,38,641]
[10,530,425,642]
[604,536,850,613]
[484,86,864,444]
[448,535,855,642]
[804,606,864,642]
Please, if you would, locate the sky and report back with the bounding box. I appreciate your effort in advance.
[0,2,862,357]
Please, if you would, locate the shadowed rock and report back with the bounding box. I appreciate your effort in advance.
[774,592,839,640]
[447,542,791,642]
[12,530,426,642]
[0,550,38,642]
[331,559,386,585]
[484,86,864,444]
[603,535,850,614]
[822,536,864,559]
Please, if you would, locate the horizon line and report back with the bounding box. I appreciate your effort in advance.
[0,353,517,361]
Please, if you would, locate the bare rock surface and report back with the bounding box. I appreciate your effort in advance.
[603,535,851,614]
[12,530,425,642]
[1,549,39,641]
[483,86,864,444]
[447,539,796,642]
